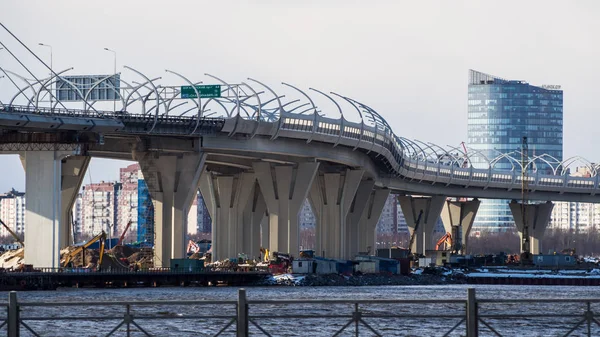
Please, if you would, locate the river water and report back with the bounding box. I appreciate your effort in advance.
[4,284,600,336]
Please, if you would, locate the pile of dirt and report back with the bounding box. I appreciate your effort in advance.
[108,245,136,260]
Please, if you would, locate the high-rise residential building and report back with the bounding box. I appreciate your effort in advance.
[187,195,198,235]
[116,164,140,241]
[197,194,212,233]
[72,193,83,240]
[467,70,563,231]
[0,189,26,237]
[376,195,398,233]
[137,178,154,243]
[81,182,120,237]
[299,200,315,229]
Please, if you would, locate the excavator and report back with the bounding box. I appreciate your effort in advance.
[435,232,453,251]
[259,247,270,262]
[62,231,107,270]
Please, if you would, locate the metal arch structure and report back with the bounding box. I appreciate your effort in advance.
[3,68,600,198]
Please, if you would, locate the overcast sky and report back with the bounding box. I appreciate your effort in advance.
[0,0,599,192]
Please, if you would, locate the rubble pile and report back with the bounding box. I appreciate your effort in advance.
[0,248,24,270]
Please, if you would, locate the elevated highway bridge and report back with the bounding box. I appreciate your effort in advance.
[0,59,596,267]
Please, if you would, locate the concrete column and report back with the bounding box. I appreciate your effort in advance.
[440,199,480,254]
[253,162,319,257]
[346,179,376,258]
[397,195,445,255]
[138,152,205,267]
[23,151,84,267]
[509,201,553,255]
[357,188,391,257]
[60,156,90,247]
[309,169,364,259]
[199,171,255,261]
[242,183,267,260]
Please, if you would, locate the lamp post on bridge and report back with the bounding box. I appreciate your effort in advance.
[38,43,53,112]
[103,47,117,112]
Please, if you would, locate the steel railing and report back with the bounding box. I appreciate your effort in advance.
[2,104,599,196]
[0,288,598,336]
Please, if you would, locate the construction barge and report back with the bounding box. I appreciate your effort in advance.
[0,269,271,290]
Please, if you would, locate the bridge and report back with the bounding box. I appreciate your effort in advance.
[1,31,598,268]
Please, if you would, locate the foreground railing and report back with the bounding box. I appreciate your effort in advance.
[0,288,598,336]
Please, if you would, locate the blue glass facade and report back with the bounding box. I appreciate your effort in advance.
[137,179,154,243]
[467,70,563,231]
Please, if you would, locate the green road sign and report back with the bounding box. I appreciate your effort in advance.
[180,85,221,98]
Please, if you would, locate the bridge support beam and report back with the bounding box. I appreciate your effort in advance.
[199,171,255,262]
[346,179,376,258]
[309,169,364,259]
[22,151,88,268]
[138,152,206,267]
[440,199,480,254]
[242,183,267,260]
[254,162,319,257]
[356,188,390,258]
[398,195,445,256]
[509,201,553,255]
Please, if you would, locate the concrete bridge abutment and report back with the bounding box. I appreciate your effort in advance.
[440,199,480,254]
[509,201,553,255]
[138,152,206,267]
[22,151,90,268]
[397,195,445,255]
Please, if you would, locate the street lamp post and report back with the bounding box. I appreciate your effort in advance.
[38,43,53,112]
[103,48,117,112]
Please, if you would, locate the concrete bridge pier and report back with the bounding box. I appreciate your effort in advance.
[397,195,445,255]
[254,162,319,257]
[199,171,255,261]
[440,199,480,254]
[356,188,390,258]
[345,179,376,258]
[138,152,206,267]
[242,183,267,260]
[509,201,553,255]
[309,169,364,259]
[22,151,89,268]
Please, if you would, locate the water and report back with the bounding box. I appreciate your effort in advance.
[4,284,600,336]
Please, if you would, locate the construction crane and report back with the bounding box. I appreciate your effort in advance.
[520,136,533,265]
[408,210,424,256]
[0,218,24,248]
[62,231,107,269]
[116,220,133,247]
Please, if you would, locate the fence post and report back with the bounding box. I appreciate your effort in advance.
[8,291,19,337]
[467,288,478,337]
[237,288,248,337]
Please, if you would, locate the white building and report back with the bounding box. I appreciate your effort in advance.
[81,182,119,237]
[0,189,26,237]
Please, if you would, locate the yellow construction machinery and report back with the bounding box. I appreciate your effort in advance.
[63,231,107,269]
[0,218,24,248]
[259,247,270,262]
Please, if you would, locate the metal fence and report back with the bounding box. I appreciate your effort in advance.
[0,288,599,336]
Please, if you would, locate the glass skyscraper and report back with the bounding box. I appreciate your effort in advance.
[467,70,563,231]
